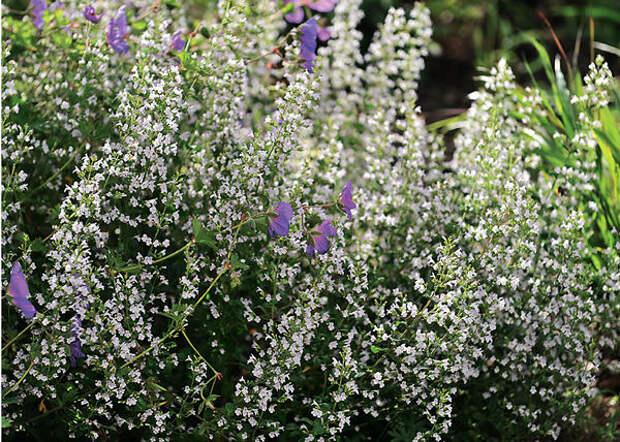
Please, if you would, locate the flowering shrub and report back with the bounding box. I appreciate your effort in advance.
[2,0,618,440]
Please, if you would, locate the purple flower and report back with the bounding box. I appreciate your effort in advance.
[171,30,185,52]
[340,180,356,220]
[268,202,294,237]
[49,1,64,11]
[8,262,37,319]
[83,5,105,23]
[69,315,85,367]
[106,6,129,54]
[284,0,338,24]
[306,218,337,257]
[284,0,304,24]
[30,0,47,30]
[308,0,337,12]
[300,17,318,73]
[317,26,331,42]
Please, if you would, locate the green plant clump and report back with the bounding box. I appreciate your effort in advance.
[1,0,618,440]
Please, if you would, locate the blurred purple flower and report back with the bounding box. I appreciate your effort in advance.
[8,262,37,319]
[49,1,64,11]
[306,218,337,257]
[171,30,185,52]
[308,0,337,12]
[300,17,318,72]
[83,5,105,23]
[106,6,129,54]
[284,1,304,24]
[284,0,338,24]
[30,0,47,30]
[340,180,356,220]
[268,202,294,237]
[317,26,331,41]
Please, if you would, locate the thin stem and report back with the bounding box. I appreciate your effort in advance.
[121,267,227,370]
[192,268,227,310]
[370,298,433,369]
[222,201,339,235]
[117,240,194,273]
[24,147,84,200]
[297,202,338,210]
[4,7,28,14]
[26,386,97,423]
[226,223,243,263]
[2,317,39,352]
[181,329,218,374]
[226,213,265,232]
[119,331,174,370]
[2,360,35,399]
[136,0,161,21]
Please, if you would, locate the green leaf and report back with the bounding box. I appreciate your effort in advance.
[370,345,384,354]
[31,238,47,253]
[312,420,326,435]
[553,57,575,139]
[131,20,147,31]
[230,254,249,271]
[2,417,12,428]
[281,2,295,14]
[192,218,217,249]
[163,0,182,7]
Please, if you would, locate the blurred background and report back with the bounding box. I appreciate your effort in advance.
[357,0,619,117]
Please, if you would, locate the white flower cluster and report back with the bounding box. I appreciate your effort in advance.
[1,0,617,440]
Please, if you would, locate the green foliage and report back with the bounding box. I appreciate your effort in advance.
[516,37,619,263]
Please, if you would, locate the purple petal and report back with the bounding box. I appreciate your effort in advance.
[340,180,356,220]
[268,202,293,237]
[8,262,37,319]
[83,5,105,23]
[269,217,289,236]
[305,244,316,257]
[309,0,337,12]
[317,26,331,42]
[69,338,85,367]
[275,201,293,220]
[49,1,64,11]
[30,0,47,30]
[285,4,304,24]
[317,218,337,236]
[32,16,45,29]
[171,30,185,52]
[300,17,318,73]
[309,218,337,256]
[107,6,129,54]
[313,233,331,254]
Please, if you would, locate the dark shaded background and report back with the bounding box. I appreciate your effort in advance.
[358,0,619,118]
